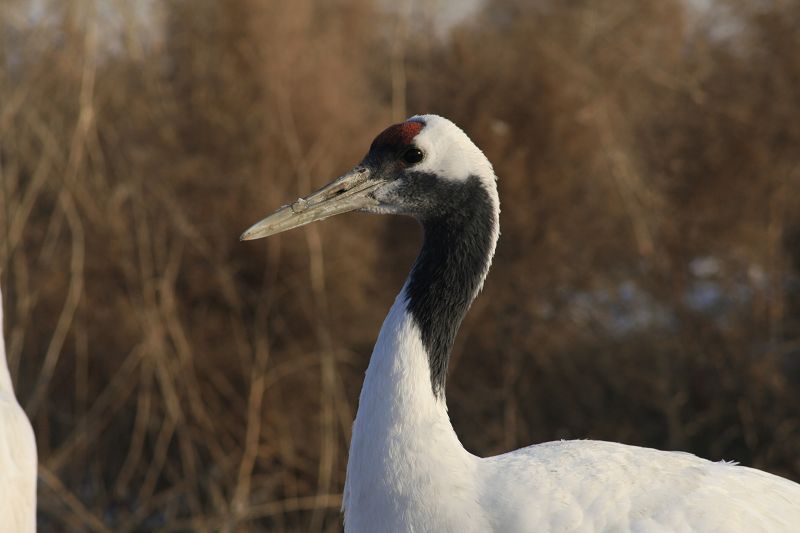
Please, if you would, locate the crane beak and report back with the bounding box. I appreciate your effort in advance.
[240,166,382,241]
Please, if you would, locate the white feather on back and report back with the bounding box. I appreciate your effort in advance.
[479,439,800,532]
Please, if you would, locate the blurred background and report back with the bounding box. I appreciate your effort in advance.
[1,0,800,530]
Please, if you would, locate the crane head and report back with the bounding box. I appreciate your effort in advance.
[240,114,497,241]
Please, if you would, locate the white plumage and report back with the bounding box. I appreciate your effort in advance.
[0,287,37,533]
[242,115,800,532]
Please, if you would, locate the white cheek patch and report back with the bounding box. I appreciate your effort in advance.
[371,180,404,212]
[409,115,496,183]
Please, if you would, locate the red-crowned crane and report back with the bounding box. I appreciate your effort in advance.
[242,115,800,532]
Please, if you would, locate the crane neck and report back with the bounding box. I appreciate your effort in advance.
[343,175,498,529]
[405,174,499,397]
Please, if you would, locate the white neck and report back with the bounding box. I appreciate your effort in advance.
[342,285,485,531]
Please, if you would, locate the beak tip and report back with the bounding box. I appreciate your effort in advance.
[239,228,259,241]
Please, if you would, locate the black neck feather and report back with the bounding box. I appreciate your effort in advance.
[404,175,497,398]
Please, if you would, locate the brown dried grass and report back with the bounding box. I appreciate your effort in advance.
[1,0,799,530]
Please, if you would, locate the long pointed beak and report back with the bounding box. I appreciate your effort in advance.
[240,166,382,241]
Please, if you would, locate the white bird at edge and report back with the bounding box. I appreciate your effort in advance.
[0,286,37,532]
[241,115,800,532]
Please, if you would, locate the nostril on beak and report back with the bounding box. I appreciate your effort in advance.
[291,198,308,213]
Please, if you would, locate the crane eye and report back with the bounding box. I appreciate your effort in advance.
[402,148,424,165]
